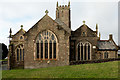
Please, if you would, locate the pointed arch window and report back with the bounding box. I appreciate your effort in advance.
[45,40,48,59]
[77,42,91,61]
[84,44,87,60]
[78,43,80,60]
[36,41,39,59]
[81,43,83,60]
[88,44,90,60]
[49,40,52,59]
[35,30,58,60]
[41,40,43,59]
[104,52,108,59]
[17,48,19,61]
[16,44,24,61]
[53,41,56,59]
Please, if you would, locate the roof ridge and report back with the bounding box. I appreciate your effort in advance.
[25,14,56,35]
[55,18,71,34]
[12,28,26,37]
[99,40,109,41]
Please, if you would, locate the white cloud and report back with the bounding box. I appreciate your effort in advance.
[0,1,118,46]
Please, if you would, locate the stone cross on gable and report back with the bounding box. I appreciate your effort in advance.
[45,10,49,15]
[21,25,23,28]
[83,21,85,24]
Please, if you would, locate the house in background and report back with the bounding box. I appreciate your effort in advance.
[8,1,118,69]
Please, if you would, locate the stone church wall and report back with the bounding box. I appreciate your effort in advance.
[24,15,70,69]
[96,51,118,60]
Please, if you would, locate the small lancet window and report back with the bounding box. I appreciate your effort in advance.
[20,35,24,40]
[17,49,19,61]
[16,44,24,61]
[39,34,42,40]
[36,41,39,59]
[49,40,52,59]
[82,32,85,37]
[53,41,56,59]
[41,40,43,59]
[45,40,48,59]
[52,34,54,40]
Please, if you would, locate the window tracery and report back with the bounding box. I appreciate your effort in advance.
[77,42,91,61]
[16,44,24,61]
[35,30,58,60]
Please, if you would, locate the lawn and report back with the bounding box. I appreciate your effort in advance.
[0,59,8,61]
[2,61,119,78]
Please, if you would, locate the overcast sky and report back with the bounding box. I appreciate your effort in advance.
[0,0,119,46]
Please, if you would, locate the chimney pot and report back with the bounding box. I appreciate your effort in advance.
[109,34,113,40]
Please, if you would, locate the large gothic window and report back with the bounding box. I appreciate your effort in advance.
[16,44,24,61]
[35,30,58,60]
[77,42,91,61]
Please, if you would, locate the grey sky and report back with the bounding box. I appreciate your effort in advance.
[0,0,119,46]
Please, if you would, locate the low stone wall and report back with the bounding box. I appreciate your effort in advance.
[1,61,8,70]
[2,61,8,64]
[70,58,120,65]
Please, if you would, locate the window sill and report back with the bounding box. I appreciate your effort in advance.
[35,59,57,61]
[16,61,24,62]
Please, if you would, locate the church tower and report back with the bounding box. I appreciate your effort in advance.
[56,1,71,28]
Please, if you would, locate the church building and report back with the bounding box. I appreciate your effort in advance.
[8,2,118,69]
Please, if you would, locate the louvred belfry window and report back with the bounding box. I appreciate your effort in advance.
[35,30,58,60]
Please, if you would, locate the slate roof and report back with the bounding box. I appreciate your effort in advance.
[97,40,117,50]
[55,18,71,34]
[75,24,96,33]
[25,14,54,35]
[71,24,97,37]
[25,15,71,36]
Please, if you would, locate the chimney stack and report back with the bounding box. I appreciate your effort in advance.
[109,34,113,40]
[96,24,98,36]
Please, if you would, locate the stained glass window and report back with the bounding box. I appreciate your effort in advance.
[36,30,57,60]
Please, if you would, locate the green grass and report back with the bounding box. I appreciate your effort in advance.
[0,59,8,61]
[2,61,119,78]
[118,55,120,58]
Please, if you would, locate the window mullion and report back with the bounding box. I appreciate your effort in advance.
[48,40,50,59]
[56,43,58,59]
[80,44,81,61]
[86,44,88,60]
[21,48,23,61]
[83,44,85,61]
[34,43,36,60]
[90,45,91,60]
[18,48,20,61]
[43,40,45,60]
[15,49,17,61]
[39,41,41,60]
[52,41,54,59]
